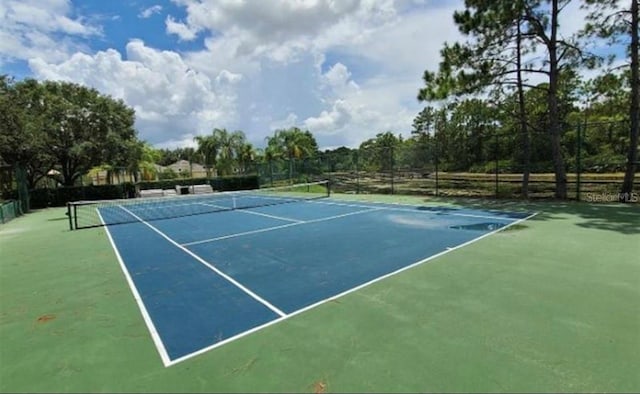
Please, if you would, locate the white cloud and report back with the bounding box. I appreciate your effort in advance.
[269,113,299,131]
[322,62,359,92]
[304,100,354,133]
[166,0,398,63]
[0,0,100,65]
[139,5,163,19]
[165,16,200,41]
[28,40,239,147]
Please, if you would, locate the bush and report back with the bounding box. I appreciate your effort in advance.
[138,175,259,193]
[13,175,259,209]
[158,168,179,180]
[28,183,136,208]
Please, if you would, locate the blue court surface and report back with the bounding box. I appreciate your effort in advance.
[100,198,533,366]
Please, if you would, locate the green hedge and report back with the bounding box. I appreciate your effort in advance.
[138,175,259,192]
[29,184,136,209]
[20,175,259,209]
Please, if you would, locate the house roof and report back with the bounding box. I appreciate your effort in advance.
[166,160,205,172]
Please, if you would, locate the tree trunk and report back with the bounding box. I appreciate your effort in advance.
[548,0,568,199]
[621,0,639,201]
[516,16,531,198]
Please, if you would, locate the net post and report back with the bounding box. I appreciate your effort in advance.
[67,202,73,230]
[0,202,4,224]
[73,204,78,230]
[325,179,331,197]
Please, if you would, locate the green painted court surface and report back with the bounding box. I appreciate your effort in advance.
[1,194,639,393]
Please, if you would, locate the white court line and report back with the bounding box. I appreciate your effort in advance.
[117,205,287,318]
[308,199,519,221]
[182,207,383,247]
[199,202,302,223]
[98,210,172,367]
[167,211,539,366]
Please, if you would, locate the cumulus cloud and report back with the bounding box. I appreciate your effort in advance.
[165,0,398,63]
[139,5,163,19]
[304,100,354,133]
[28,40,240,147]
[0,0,100,64]
[166,16,200,41]
[11,0,466,150]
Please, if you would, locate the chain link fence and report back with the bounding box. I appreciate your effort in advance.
[255,120,638,202]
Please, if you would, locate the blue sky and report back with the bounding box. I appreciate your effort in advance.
[0,0,614,150]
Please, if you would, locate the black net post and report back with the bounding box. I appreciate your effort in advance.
[67,202,73,230]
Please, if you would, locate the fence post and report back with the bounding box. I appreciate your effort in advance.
[269,159,274,187]
[495,133,499,199]
[390,146,395,195]
[15,164,29,213]
[576,122,582,201]
[354,150,360,194]
[434,140,439,197]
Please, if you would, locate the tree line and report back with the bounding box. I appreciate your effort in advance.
[415,0,638,200]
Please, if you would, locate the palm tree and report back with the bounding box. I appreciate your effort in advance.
[266,127,318,182]
[194,134,219,179]
[237,142,256,174]
[195,128,250,177]
[214,129,247,176]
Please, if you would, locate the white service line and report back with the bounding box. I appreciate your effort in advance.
[308,199,518,221]
[199,202,302,223]
[182,207,383,247]
[117,205,287,318]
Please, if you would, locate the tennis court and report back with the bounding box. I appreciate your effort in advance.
[75,182,535,366]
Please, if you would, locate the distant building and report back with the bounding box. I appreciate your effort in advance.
[166,160,208,178]
[90,160,209,185]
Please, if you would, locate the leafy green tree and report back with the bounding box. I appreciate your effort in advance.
[418,1,535,194]
[1,78,137,187]
[216,129,247,176]
[194,133,219,178]
[237,142,256,174]
[195,128,251,176]
[137,142,162,181]
[0,77,56,188]
[265,127,319,179]
[584,0,639,200]
[420,0,599,198]
[359,132,400,172]
[42,81,139,186]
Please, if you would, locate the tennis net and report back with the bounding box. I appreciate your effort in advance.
[67,180,330,230]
